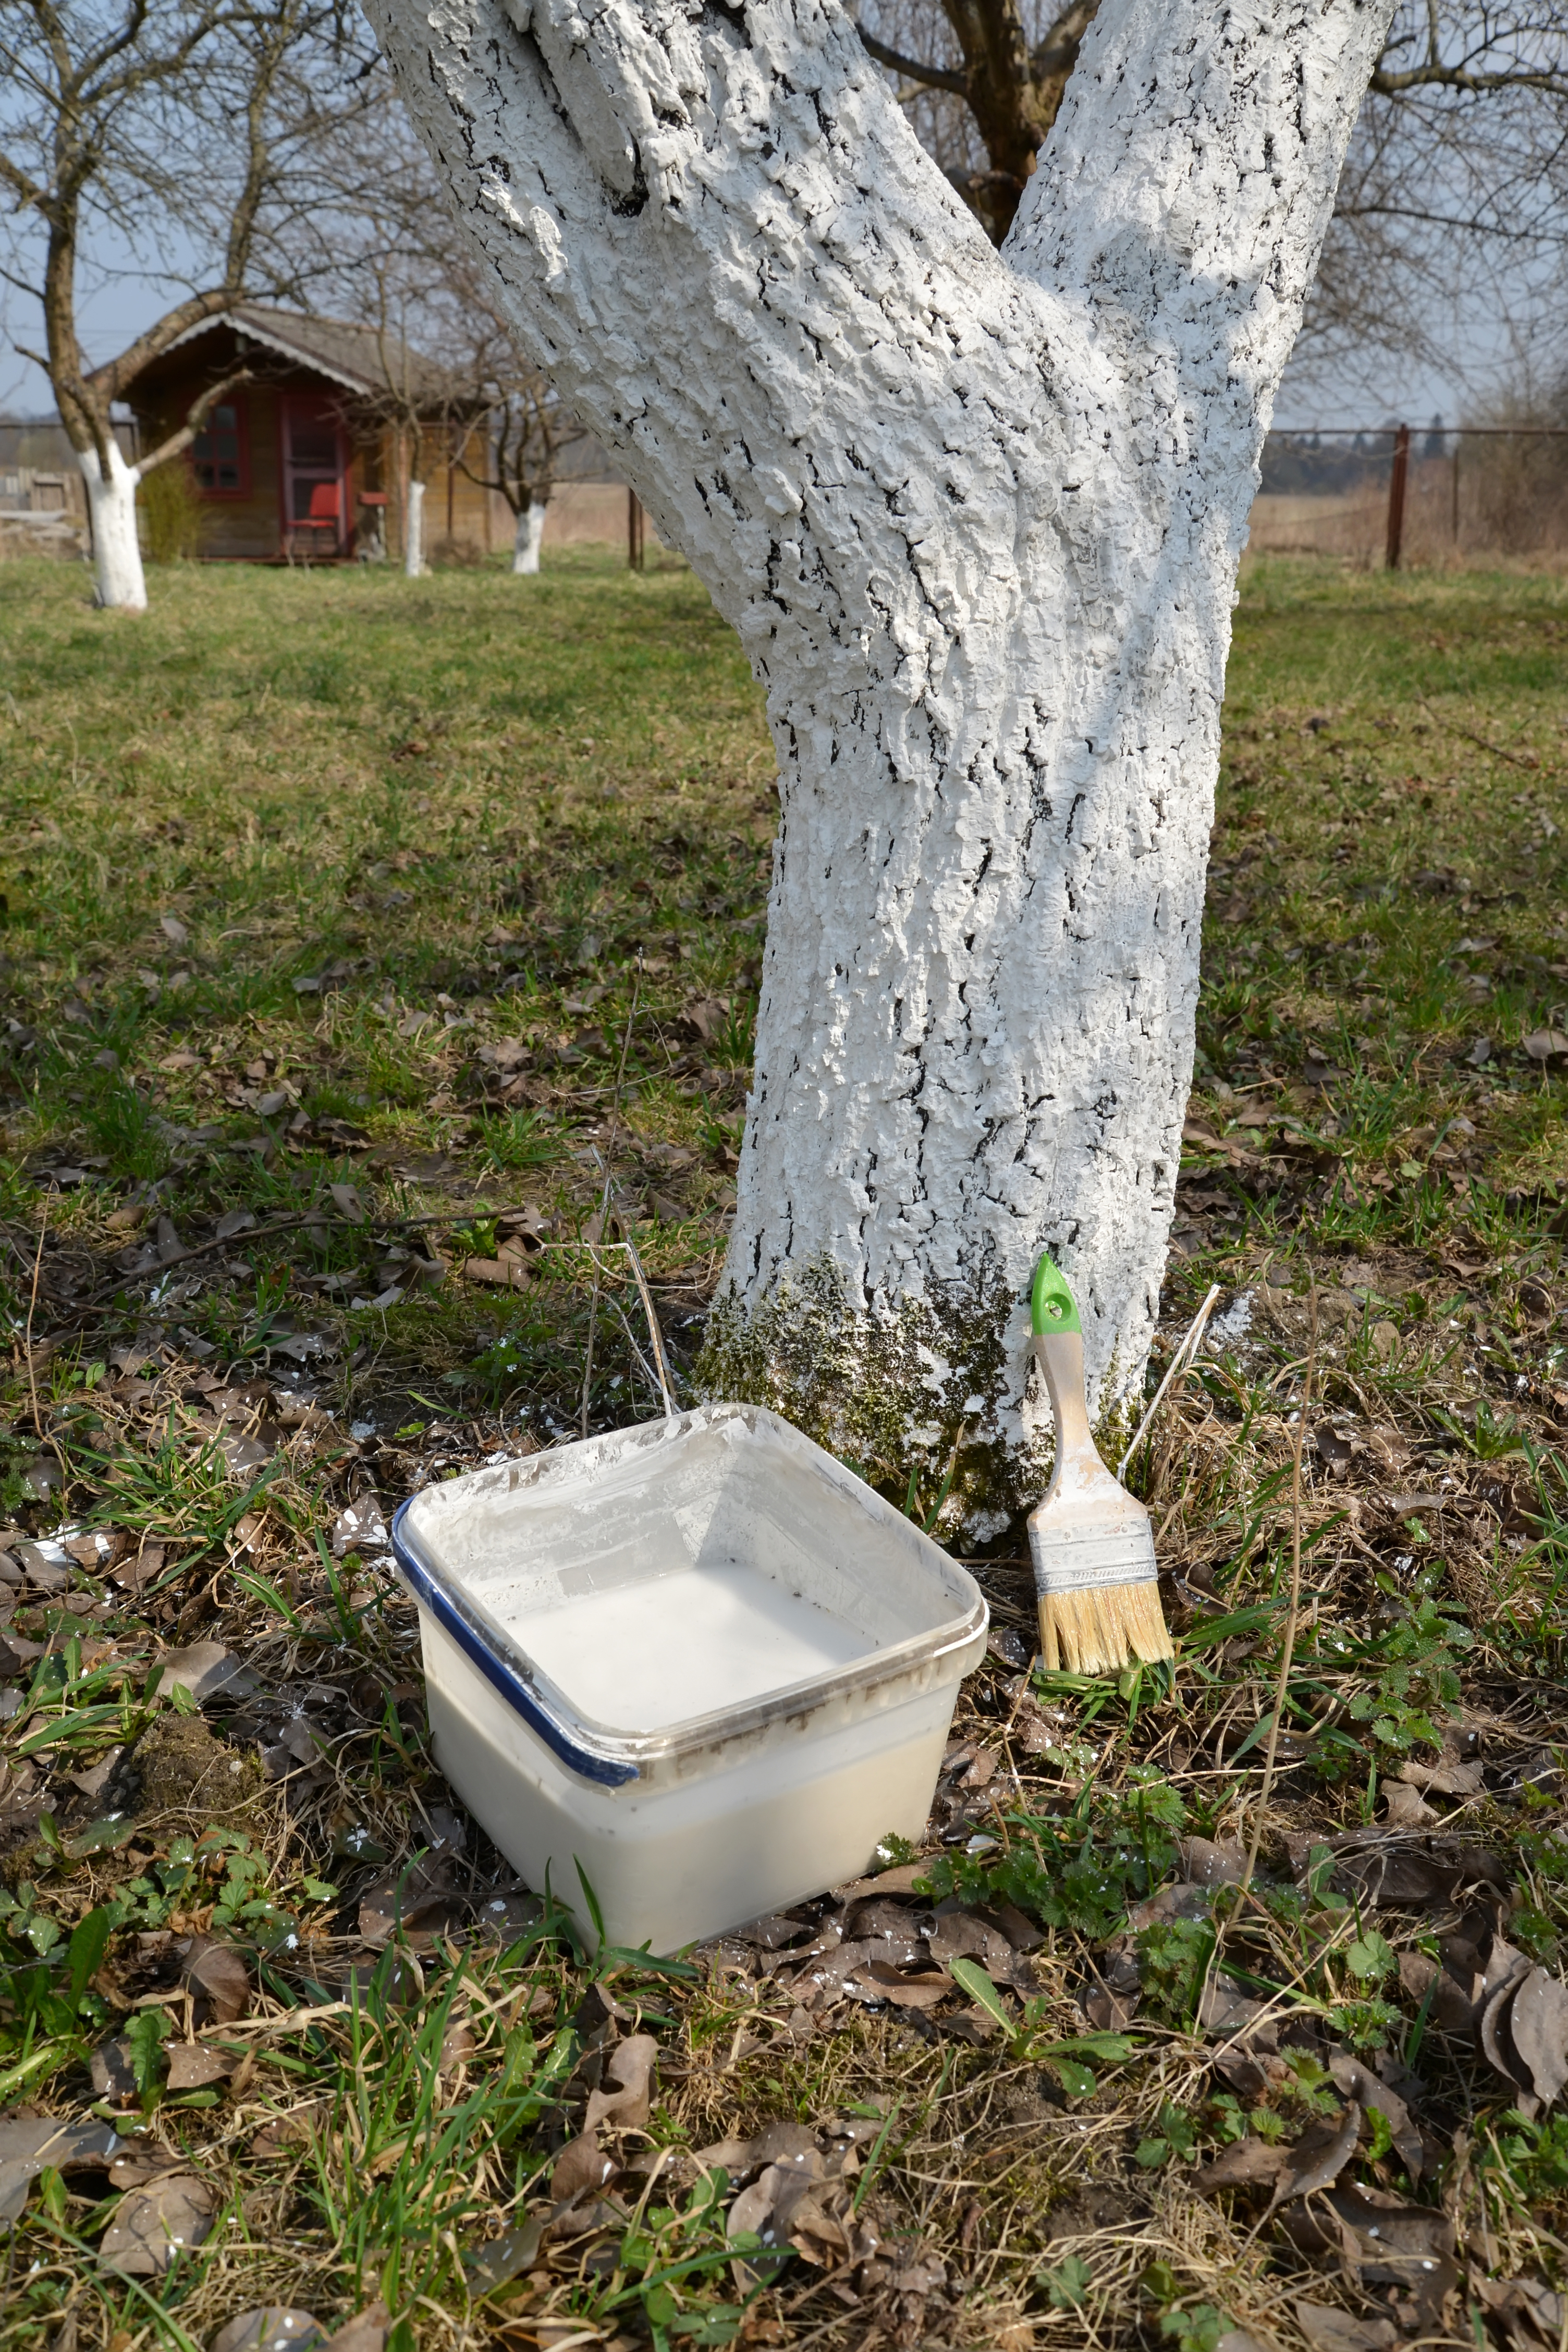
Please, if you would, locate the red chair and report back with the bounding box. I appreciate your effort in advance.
[287,481,340,560]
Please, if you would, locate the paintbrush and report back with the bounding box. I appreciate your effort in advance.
[1027,1251,1173,1675]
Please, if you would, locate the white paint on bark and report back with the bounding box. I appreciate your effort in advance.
[364,0,1395,1476]
[405,477,426,577]
[513,502,547,572]
[79,440,146,612]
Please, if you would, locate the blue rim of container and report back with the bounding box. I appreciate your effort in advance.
[389,1497,639,1787]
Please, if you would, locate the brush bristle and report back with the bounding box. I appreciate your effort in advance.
[1036,1579,1173,1675]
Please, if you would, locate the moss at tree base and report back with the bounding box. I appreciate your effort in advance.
[696,1256,1134,1540]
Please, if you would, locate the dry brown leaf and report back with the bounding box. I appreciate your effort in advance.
[727,2163,784,2290]
[116,1541,165,1594]
[0,2115,118,2226]
[1481,1945,1537,2093]
[166,2041,236,2090]
[927,1910,1017,1977]
[1293,2305,1396,2352]
[183,1938,252,2024]
[1279,2185,1459,2329]
[584,2032,658,2133]
[1198,1978,1276,2043]
[731,1914,814,1951]
[438,2022,476,2076]
[357,1854,455,1947]
[249,2097,332,2158]
[1397,1758,1485,1797]
[461,2215,545,2294]
[828,1861,930,1905]
[1474,2274,1567,2351]
[209,2310,326,2352]
[99,2174,215,2274]
[1179,1836,1250,1889]
[691,2135,761,2176]
[151,1643,256,1704]
[462,1256,529,1287]
[1381,1781,1437,1830]
[1267,2105,1361,2210]
[850,1960,954,2009]
[1193,2138,1288,2195]
[549,2129,618,2202]
[317,2303,389,2352]
[775,2178,852,2266]
[1327,2050,1423,2177]
[90,2040,139,2103]
[1399,1949,1477,2035]
[1503,1967,1568,2108]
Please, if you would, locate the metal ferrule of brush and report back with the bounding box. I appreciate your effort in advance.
[1027,1515,1158,1601]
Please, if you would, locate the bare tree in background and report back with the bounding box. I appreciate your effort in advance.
[311,109,588,574]
[457,354,585,574]
[856,0,1093,242]
[0,0,378,610]
[341,247,477,576]
[442,241,587,572]
[1306,3,1568,386]
[857,0,1568,373]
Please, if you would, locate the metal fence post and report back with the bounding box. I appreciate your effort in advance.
[628,487,644,572]
[1385,422,1411,570]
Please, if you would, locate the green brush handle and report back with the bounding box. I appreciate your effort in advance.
[1031,1252,1081,1337]
[1031,1253,1095,1467]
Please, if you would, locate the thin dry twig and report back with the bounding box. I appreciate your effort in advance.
[1417,690,1541,771]
[582,954,643,1438]
[23,1198,48,1439]
[1117,1282,1222,1480]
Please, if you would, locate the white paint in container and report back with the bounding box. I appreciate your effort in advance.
[392,1403,988,1953]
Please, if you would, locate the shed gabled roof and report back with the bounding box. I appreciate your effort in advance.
[161,304,459,409]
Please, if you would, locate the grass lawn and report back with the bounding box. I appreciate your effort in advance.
[0,546,1566,2352]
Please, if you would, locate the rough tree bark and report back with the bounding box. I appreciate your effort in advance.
[366,0,1396,1522]
[513,502,547,572]
[77,443,150,611]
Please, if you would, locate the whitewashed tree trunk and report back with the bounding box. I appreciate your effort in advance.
[77,441,146,613]
[366,0,1395,1516]
[404,477,425,577]
[512,502,547,573]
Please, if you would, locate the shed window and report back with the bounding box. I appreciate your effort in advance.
[191,399,248,496]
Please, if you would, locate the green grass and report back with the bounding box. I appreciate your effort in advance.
[2,548,1568,2352]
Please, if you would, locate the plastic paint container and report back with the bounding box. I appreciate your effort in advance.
[390,1403,987,1953]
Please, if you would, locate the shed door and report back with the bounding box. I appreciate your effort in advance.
[281,394,346,548]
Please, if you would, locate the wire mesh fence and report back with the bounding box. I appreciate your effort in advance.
[1250,425,1568,569]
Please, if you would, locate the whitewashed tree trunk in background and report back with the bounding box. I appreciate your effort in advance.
[512,503,547,573]
[366,0,1395,1513]
[404,477,426,577]
[78,442,146,613]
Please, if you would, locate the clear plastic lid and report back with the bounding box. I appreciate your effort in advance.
[392,1402,987,1784]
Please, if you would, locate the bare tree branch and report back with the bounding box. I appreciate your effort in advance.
[855,26,969,97]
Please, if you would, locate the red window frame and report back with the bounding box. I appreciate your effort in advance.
[189,394,250,499]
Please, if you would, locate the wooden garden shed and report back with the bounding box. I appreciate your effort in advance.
[125,305,501,564]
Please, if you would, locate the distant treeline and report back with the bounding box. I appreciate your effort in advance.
[1259,425,1451,498]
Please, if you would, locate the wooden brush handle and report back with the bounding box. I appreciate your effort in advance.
[1034,1328,1096,1464]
